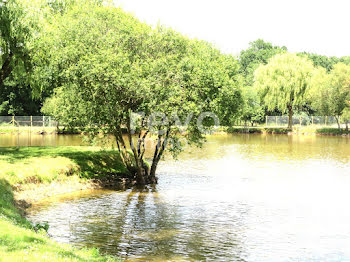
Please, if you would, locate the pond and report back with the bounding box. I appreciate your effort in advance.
[23,134,350,261]
[0,133,87,147]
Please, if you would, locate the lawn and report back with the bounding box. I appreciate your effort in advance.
[0,146,128,185]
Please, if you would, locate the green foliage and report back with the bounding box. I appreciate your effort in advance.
[237,39,287,124]
[239,39,287,85]
[339,56,350,65]
[239,86,265,124]
[227,126,291,134]
[0,83,41,115]
[0,0,32,84]
[298,52,340,72]
[41,87,87,128]
[0,0,45,115]
[227,126,263,134]
[308,67,331,115]
[262,127,292,134]
[255,53,315,113]
[308,63,350,128]
[316,128,350,135]
[33,222,49,232]
[38,1,243,183]
[254,53,315,127]
[342,108,350,126]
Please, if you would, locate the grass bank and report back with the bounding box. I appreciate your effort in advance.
[226,126,292,134]
[314,127,350,135]
[226,126,350,136]
[0,146,126,261]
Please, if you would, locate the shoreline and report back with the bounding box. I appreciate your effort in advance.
[0,146,126,261]
[13,178,103,211]
[14,176,136,212]
[1,126,350,137]
[225,126,350,136]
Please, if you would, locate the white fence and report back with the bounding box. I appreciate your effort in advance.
[265,116,339,127]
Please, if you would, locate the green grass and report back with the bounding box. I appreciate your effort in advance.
[226,126,350,135]
[226,126,263,134]
[315,127,350,135]
[0,146,125,262]
[263,127,292,134]
[0,146,129,185]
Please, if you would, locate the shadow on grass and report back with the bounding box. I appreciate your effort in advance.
[0,179,30,226]
[0,147,129,180]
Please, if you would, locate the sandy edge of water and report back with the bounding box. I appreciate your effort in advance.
[13,179,103,211]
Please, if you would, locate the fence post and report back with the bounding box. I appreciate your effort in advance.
[265,116,267,127]
[30,116,32,129]
[300,116,302,126]
[17,121,19,150]
[12,116,15,127]
[312,116,314,125]
[276,116,278,126]
[325,116,327,126]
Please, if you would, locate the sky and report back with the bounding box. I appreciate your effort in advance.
[115,0,350,57]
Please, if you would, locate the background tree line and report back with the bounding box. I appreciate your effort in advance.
[1,0,350,125]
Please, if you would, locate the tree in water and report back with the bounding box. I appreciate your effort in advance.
[39,1,243,185]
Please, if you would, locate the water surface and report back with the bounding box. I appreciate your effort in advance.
[0,134,86,147]
[27,134,350,261]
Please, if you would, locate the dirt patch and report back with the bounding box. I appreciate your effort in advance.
[13,175,135,211]
[13,179,102,209]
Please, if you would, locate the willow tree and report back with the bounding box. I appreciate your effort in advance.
[0,0,44,114]
[308,63,350,129]
[254,53,315,128]
[40,2,243,185]
[0,0,31,88]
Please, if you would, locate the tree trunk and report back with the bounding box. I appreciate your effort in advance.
[288,105,293,129]
[126,117,147,186]
[335,116,341,130]
[113,119,171,186]
[346,122,349,132]
[149,128,170,184]
[149,138,162,184]
[135,166,145,185]
[149,160,159,184]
